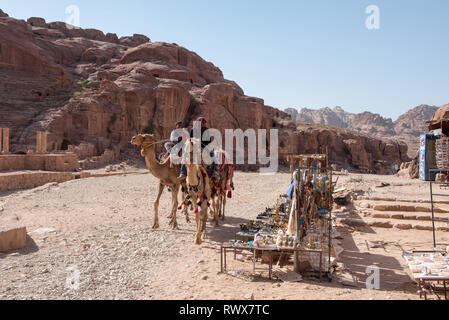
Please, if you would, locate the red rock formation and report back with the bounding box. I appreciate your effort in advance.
[430,103,449,122]
[397,154,419,179]
[286,105,439,158]
[0,12,409,172]
[278,121,408,174]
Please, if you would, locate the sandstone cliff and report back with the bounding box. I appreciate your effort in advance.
[277,120,408,174]
[430,103,449,123]
[285,105,438,157]
[0,11,409,173]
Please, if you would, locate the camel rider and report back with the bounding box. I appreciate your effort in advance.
[165,121,183,152]
[178,117,220,181]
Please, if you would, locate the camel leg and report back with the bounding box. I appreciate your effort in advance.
[207,188,218,227]
[221,195,227,221]
[195,211,202,245]
[180,189,190,223]
[169,184,180,230]
[218,196,223,219]
[191,194,199,215]
[201,202,208,239]
[183,207,190,223]
[210,197,216,224]
[153,183,164,229]
[212,197,219,227]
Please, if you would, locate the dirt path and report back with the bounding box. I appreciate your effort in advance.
[0,172,447,300]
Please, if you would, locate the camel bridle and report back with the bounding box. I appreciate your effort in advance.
[141,139,171,150]
[186,165,202,191]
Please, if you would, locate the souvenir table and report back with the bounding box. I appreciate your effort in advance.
[221,161,335,281]
[235,208,289,242]
[220,240,324,280]
[403,250,449,300]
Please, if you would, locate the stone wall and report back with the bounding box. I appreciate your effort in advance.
[0,153,79,172]
[0,171,90,192]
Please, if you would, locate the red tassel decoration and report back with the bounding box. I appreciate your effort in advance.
[195,208,199,214]
[227,191,232,199]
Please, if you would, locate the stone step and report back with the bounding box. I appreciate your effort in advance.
[356,201,449,214]
[356,196,449,205]
[367,211,449,222]
[338,217,449,232]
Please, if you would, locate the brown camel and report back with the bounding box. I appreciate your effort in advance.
[185,162,213,244]
[211,149,235,221]
[131,134,183,230]
[182,138,217,244]
[182,139,235,243]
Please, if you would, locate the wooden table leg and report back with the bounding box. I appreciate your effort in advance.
[253,249,256,274]
[319,252,322,281]
[224,247,227,273]
[418,280,422,299]
[220,247,223,273]
[443,280,448,300]
[423,280,428,300]
[234,236,237,260]
[269,251,273,280]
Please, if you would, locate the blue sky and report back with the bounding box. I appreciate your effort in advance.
[1,0,448,120]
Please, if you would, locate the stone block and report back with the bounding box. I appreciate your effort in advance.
[0,211,27,252]
[395,223,413,230]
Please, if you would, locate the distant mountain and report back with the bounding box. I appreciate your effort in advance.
[284,105,439,157]
[394,104,439,137]
[394,104,439,156]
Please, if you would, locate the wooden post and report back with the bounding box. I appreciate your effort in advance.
[0,128,3,153]
[290,156,294,180]
[293,170,299,273]
[36,131,42,153]
[2,128,9,154]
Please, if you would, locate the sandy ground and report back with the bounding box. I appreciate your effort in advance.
[0,171,448,300]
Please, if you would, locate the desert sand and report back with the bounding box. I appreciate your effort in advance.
[0,171,448,300]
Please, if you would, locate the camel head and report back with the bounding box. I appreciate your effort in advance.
[131,134,154,147]
[183,138,201,187]
[186,163,200,187]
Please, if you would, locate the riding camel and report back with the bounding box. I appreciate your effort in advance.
[130,134,184,230]
[182,138,235,244]
[184,161,214,244]
[211,149,235,221]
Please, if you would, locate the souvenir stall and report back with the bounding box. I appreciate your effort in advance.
[220,153,336,281]
[403,121,449,299]
[289,154,334,276]
[403,250,449,300]
[421,118,449,181]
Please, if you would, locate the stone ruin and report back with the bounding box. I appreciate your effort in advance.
[0,129,84,253]
[0,128,80,173]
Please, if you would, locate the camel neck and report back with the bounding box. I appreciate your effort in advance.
[143,146,165,177]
